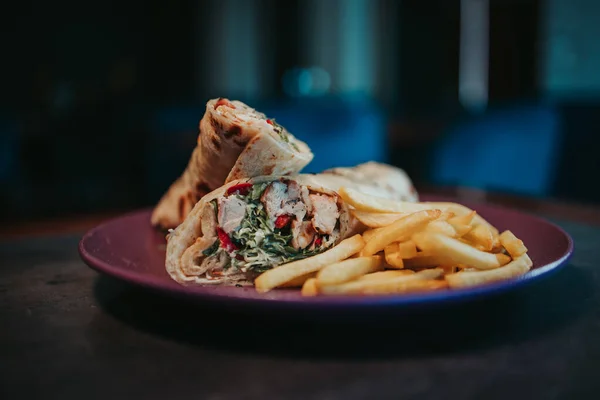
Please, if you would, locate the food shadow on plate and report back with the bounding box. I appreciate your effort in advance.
[92,265,593,361]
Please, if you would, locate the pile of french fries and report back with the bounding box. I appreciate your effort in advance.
[255,187,532,296]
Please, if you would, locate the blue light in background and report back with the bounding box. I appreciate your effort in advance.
[282,67,331,97]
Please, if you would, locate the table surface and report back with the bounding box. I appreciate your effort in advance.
[2,190,600,400]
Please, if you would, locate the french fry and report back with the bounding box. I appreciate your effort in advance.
[425,220,459,237]
[384,244,404,269]
[278,272,316,288]
[361,210,442,256]
[255,234,365,293]
[445,254,533,288]
[412,232,511,270]
[397,240,418,259]
[437,211,455,221]
[358,270,415,281]
[351,210,407,228]
[463,224,495,251]
[408,268,445,280]
[341,194,496,237]
[384,243,399,253]
[424,202,498,235]
[490,231,502,253]
[500,230,528,258]
[339,187,432,213]
[316,256,384,286]
[339,191,489,231]
[341,195,489,235]
[448,210,476,226]
[459,238,487,252]
[301,278,319,296]
[319,269,446,295]
[362,227,385,242]
[452,223,473,238]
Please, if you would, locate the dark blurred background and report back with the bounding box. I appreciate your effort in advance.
[2,0,600,224]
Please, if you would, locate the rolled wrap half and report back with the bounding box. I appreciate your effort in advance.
[151,98,314,230]
[165,170,417,286]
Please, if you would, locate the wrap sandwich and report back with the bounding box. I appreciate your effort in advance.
[151,98,314,230]
[165,162,418,286]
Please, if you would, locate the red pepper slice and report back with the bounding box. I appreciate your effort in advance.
[226,182,253,196]
[266,119,273,125]
[314,236,323,247]
[275,215,292,229]
[217,227,238,252]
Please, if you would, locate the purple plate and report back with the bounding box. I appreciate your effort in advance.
[79,195,573,311]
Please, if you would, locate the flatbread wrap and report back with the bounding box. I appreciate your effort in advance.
[165,163,418,286]
[151,98,314,230]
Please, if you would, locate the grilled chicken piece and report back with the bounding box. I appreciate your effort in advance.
[291,220,316,250]
[261,181,288,221]
[217,197,247,234]
[287,180,301,200]
[200,201,217,238]
[309,194,339,234]
[261,180,307,223]
[281,201,306,222]
[281,181,307,222]
[301,186,312,215]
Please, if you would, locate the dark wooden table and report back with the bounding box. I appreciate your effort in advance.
[2,189,600,400]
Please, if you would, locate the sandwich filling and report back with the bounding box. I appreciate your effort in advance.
[195,179,341,280]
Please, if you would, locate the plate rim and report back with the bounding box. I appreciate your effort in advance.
[78,200,574,308]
